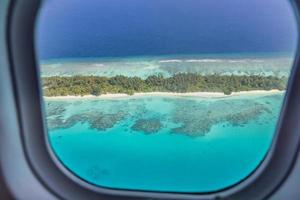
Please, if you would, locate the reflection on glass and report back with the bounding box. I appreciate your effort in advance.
[37,0,297,192]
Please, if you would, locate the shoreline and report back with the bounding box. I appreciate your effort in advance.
[44,90,284,100]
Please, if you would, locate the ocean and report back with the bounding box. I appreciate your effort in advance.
[46,93,283,192]
[37,0,297,60]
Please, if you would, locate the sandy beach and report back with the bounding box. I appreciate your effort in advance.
[44,89,284,100]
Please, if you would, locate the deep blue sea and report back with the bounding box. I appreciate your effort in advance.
[37,0,297,59]
[37,0,297,193]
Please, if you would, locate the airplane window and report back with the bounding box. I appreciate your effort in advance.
[36,0,297,193]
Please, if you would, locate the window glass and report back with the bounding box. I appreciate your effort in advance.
[36,0,297,192]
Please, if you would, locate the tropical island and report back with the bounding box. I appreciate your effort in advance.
[42,73,287,97]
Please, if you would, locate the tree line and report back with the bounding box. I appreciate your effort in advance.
[42,73,287,96]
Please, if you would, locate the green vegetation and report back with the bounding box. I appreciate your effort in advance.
[42,73,287,96]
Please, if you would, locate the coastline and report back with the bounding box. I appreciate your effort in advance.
[43,89,284,100]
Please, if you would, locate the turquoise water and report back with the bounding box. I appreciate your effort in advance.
[46,93,284,192]
[40,54,294,78]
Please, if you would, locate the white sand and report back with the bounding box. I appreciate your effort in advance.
[44,90,284,100]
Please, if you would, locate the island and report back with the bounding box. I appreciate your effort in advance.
[42,73,287,97]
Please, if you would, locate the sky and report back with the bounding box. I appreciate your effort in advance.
[37,0,298,60]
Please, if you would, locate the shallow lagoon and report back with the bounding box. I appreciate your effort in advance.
[46,93,283,192]
[41,54,293,78]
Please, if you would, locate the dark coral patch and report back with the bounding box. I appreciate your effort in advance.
[170,99,273,137]
[47,111,125,131]
[131,118,162,134]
